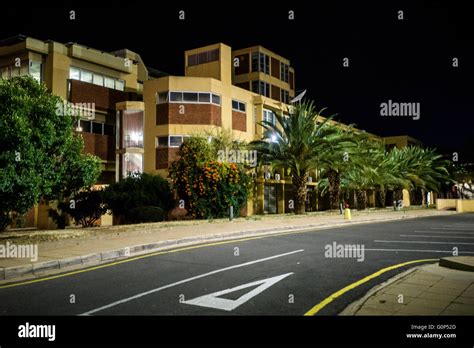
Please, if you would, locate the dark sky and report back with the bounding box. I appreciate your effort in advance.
[2,1,473,160]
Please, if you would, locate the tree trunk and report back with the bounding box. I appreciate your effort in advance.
[356,190,367,210]
[327,169,341,210]
[0,212,11,232]
[375,188,386,208]
[393,188,403,202]
[292,172,308,214]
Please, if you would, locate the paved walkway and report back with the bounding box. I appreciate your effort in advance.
[341,261,474,316]
[0,209,455,282]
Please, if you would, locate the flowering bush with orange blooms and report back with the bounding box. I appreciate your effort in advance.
[169,137,251,219]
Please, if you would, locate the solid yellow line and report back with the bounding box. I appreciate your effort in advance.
[303,258,438,316]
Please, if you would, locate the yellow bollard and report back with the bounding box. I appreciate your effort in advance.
[344,207,351,220]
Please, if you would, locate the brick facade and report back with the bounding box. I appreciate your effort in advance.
[69,79,129,111]
[155,147,180,169]
[232,111,247,132]
[156,103,222,126]
[81,132,115,161]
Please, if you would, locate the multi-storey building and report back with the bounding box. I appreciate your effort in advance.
[0,35,164,227]
[0,35,419,228]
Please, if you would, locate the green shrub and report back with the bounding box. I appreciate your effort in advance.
[104,173,173,224]
[126,206,166,223]
[66,189,107,227]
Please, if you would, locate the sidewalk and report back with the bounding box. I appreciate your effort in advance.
[341,259,474,316]
[0,208,455,282]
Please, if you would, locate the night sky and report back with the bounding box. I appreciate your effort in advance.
[2,1,473,160]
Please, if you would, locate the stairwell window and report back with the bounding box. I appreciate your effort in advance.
[263,109,276,126]
[252,52,270,74]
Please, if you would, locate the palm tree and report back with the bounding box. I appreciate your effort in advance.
[250,100,341,214]
[318,126,358,210]
[340,140,384,210]
[387,146,451,203]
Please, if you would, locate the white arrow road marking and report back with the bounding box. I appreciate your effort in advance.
[80,249,303,315]
[183,273,293,311]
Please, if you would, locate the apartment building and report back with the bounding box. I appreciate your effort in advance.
[1,35,419,228]
[0,35,165,228]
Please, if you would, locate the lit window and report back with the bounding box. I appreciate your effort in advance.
[93,73,104,86]
[69,67,80,80]
[104,76,115,89]
[263,109,276,126]
[80,70,92,83]
[1,67,8,79]
[115,79,125,91]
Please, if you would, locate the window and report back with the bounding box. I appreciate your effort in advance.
[157,92,169,103]
[80,70,93,83]
[263,109,276,126]
[169,136,183,148]
[69,67,125,91]
[251,80,259,93]
[157,136,168,148]
[123,153,143,178]
[170,92,183,102]
[165,91,220,105]
[251,80,269,97]
[79,120,91,133]
[104,124,115,136]
[261,81,270,97]
[252,52,259,72]
[69,67,80,80]
[183,92,198,102]
[252,52,269,74]
[93,74,104,86]
[280,63,289,82]
[1,67,8,79]
[211,93,221,105]
[260,53,269,74]
[232,100,246,112]
[188,49,220,66]
[104,76,115,89]
[29,61,41,82]
[198,92,210,103]
[281,89,290,104]
[92,122,103,134]
[115,79,124,91]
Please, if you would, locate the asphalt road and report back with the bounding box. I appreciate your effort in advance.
[1,213,473,316]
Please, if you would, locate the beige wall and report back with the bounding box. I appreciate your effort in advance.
[456,200,474,213]
[437,199,457,210]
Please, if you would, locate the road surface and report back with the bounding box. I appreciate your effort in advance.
[1,213,473,316]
